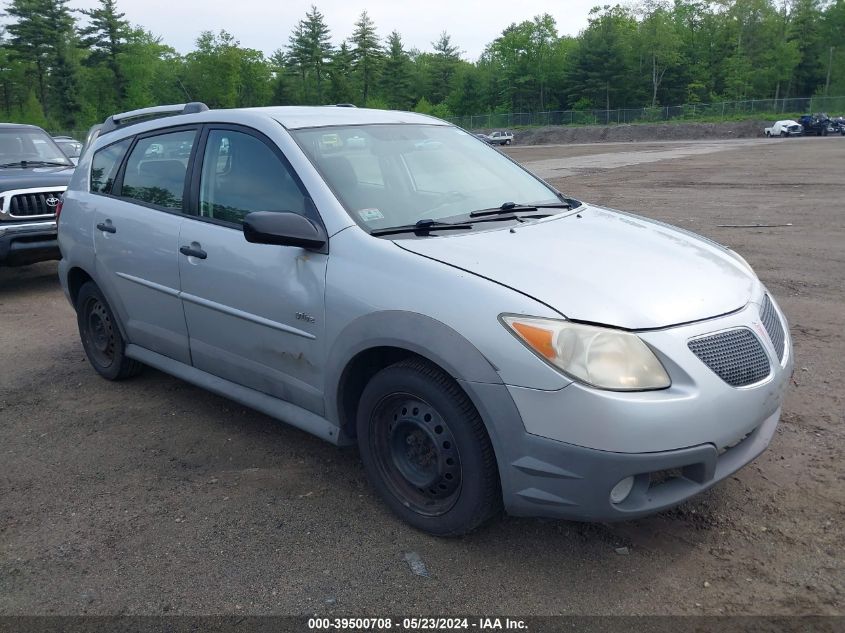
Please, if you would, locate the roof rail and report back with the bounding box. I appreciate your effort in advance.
[332,103,357,108]
[100,102,209,135]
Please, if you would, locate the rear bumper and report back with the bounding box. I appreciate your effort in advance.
[0,221,59,266]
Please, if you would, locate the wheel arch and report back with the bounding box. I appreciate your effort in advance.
[67,266,95,308]
[326,311,504,440]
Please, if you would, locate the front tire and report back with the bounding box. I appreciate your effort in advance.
[76,281,143,381]
[356,358,501,536]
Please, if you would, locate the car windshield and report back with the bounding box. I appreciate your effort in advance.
[55,139,82,158]
[292,124,561,231]
[0,128,73,166]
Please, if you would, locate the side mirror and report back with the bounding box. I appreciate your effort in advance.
[243,211,327,251]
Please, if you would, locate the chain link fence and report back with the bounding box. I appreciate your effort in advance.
[448,96,845,130]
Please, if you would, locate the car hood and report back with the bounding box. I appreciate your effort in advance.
[0,166,74,191]
[395,205,755,329]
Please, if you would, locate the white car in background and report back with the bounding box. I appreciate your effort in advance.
[764,120,803,137]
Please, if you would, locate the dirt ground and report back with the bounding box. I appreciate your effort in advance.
[0,137,842,617]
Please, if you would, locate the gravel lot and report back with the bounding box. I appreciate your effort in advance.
[1,137,842,616]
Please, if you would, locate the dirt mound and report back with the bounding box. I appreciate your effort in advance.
[511,119,769,145]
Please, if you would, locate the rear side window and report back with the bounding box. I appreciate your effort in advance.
[198,129,307,225]
[120,130,196,210]
[90,139,131,194]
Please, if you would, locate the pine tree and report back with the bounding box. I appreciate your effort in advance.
[380,31,413,110]
[79,0,131,104]
[302,5,333,102]
[429,31,461,103]
[286,6,333,103]
[286,21,310,100]
[349,10,382,104]
[328,42,355,104]
[6,0,79,120]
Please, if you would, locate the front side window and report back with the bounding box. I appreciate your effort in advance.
[120,130,195,210]
[90,139,131,194]
[198,129,307,225]
[292,124,559,231]
[0,128,73,167]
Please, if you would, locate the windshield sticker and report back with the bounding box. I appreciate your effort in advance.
[358,208,384,222]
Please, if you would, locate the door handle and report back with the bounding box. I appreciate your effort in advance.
[180,245,207,260]
[96,222,116,234]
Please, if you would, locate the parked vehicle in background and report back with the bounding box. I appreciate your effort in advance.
[828,117,845,135]
[59,103,791,536]
[487,130,514,145]
[0,123,74,266]
[798,113,831,136]
[474,130,514,145]
[764,120,803,137]
[53,136,83,165]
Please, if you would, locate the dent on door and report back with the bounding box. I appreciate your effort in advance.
[177,222,328,415]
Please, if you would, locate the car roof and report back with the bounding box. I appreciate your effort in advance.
[0,122,44,131]
[245,106,447,130]
[92,104,453,150]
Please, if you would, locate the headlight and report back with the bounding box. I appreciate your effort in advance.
[501,316,671,391]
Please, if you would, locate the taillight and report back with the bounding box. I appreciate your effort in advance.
[55,198,63,224]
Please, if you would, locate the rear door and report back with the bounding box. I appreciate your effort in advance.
[177,125,328,414]
[92,127,198,364]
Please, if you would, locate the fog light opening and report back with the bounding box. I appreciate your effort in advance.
[610,476,635,505]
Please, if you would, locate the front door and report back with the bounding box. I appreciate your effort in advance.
[92,128,198,364]
[178,126,328,414]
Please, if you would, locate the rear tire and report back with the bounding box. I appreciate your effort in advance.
[356,358,501,536]
[76,281,143,381]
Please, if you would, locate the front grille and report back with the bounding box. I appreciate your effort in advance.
[760,295,785,362]
[688,328,771,387]
[7,191,64,218]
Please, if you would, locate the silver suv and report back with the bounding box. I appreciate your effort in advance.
[58,103,792,535]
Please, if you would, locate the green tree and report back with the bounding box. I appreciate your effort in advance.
[349,10,382,104]
[79,0,130,105]
[638,3,682,106]
[184,31,270,108]
[380,31,413,109]
[286,5,333,103]
[327,43,355,104]
[565,6,636,111]
[5,0,81,123]
[429,31,461,103]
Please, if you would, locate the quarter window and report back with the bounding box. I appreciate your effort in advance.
[120,130,195,210]
[90,139,131,194]
[199,130,307,225]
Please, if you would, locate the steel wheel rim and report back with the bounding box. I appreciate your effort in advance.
[370,393,462,517]
[83,297,116,368]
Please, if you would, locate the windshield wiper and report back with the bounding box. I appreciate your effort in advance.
[0,160,71,168]
[369,218,474,237]
[469,201,571,218]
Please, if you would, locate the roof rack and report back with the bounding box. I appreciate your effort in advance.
[100,102,209,135]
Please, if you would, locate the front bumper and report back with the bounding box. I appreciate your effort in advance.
[466,292,792,522]
[0,220,59,266]
[502,406,781,521]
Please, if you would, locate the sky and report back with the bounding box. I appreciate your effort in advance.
[70,0,601,61]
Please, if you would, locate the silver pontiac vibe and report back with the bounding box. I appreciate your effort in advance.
[58,104,792,535]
